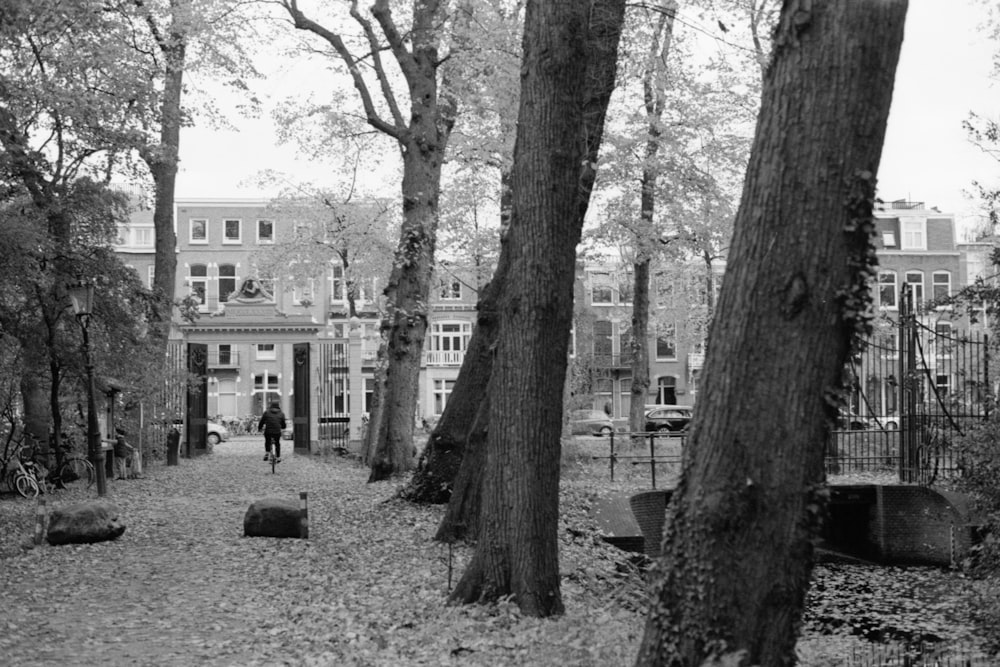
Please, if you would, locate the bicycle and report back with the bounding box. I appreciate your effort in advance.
[52,446,96,491]
[267,447,279,474]
[1,443,40,498]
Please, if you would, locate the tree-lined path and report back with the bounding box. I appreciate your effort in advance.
[0,439,641,666]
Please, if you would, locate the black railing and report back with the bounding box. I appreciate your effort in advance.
[591,431,684,487]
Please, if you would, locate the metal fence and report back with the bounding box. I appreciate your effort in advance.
[829,288,991,484]
[591,431,684,488]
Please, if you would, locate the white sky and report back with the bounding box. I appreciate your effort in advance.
[175,1,998,236]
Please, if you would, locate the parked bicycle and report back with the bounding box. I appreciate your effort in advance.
[1,443,40,498]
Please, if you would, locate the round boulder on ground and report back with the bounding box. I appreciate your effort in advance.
[244,498,306,538]
[46,501,126,546]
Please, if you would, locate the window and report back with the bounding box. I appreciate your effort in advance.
[905,271,924,308]
[593,320,613,361]
[657,376,677,405]
[882,230,896,247]
[433,379,455,415]
[218,264,237,303]
[656,324,676,359]
[217,344,234,365]
[330,264,345,303]
[592,285,613,305]
[900,216,927,250]
[935,322,953,359]
[134,227,154,247]
[252,373,280,415]
[190,218,208,243]
[223,219,241,243]
[878,271,897,309]
[365,378,375,413]
[439,277,461,300]
[431,322,471,361]
[256,343,276,361]
[147,266,155,289]
[217,379,237,418]
[257,219,274,244]
[935,374,950,398]
[188,264,208,311]
[932,271,951,303]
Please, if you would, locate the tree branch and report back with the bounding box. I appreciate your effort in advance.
[349,0,407,130]
[280,0,403,141]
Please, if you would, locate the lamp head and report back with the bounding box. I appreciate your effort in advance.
[67,282,95,317]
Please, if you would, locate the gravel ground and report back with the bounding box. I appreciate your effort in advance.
[0,437,643,667]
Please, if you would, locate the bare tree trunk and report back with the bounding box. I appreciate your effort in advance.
[449,0,626,618]
[629,2,675,434]
[635,1,907,664]
[144,9,185,352]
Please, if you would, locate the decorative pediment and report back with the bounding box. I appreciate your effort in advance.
[231,278,274,304]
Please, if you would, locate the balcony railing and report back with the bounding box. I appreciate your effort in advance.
[876,200,925,211]
[591,353,635,368]
[208,351,240,368]
[424,350,465,366]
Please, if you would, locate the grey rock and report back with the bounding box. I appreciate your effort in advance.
[47,501,126,545]
[244,498,306,538]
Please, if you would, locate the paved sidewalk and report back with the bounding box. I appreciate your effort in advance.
[0,437,443,666]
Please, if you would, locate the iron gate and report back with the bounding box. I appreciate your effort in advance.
[831,288,990,484]
[316,340,350,447]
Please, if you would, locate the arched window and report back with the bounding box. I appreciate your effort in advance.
[656,376,677,405]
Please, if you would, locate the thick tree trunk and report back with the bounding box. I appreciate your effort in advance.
[634,2,907,664]
[401,172,512,507]
[449,0,626,617]
[368,130,445,481]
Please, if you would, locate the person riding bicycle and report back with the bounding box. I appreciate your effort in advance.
[257,400,286,463]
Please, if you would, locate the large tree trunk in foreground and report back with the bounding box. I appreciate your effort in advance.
[635,1,907,664]
[449,0,626,618]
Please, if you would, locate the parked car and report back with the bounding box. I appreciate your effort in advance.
[569,409,614,436]
[206,421,230,445]
[644,406,694,433]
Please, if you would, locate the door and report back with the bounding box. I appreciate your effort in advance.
[293,342,310,453]
[186,343,208,456]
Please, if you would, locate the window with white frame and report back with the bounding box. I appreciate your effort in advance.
[431,322,471,358]
[256,343,276,361]
[433,379,455,415]
[932,271,951,304]
[133,227,154,247]
[900,217,927,250]
[593,320,613,360]
[934,321,953,359]
[188,264,208,311]
[217,344,235,365]
[656,324,676,359]
[147,265,155,289]
[218,264,237,303]
[905,271,924,308]
[591,272,613,305]
[329,264,345,303]
[882,230,897,247]
[439,277,461,300]
[257,219,274,244]
[217,378,237,418]
[878,271,897,309]
[657,376,677,405]
[223,219,241,244]
[252,373,280,415]
[190,218,208,243]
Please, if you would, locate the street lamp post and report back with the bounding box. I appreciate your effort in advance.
[68,282,107,496]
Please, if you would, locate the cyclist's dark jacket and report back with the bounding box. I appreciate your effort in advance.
[258,405,286,434]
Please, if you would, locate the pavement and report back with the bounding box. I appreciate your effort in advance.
[0,435,444,666]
